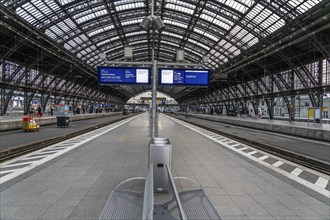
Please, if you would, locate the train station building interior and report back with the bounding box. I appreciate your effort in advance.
[0,0,329,220]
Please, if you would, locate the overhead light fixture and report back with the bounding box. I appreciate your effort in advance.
[139,16,165,32]
[176,50,184,62]
[99,53,106,60]
[124,47,133,59]
[154,16,165,32]
[139,16,152,31]
[203,56,209,63]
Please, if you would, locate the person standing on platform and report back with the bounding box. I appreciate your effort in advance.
[37,105,42,117]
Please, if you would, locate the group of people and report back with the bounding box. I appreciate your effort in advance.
[29,105,45,117]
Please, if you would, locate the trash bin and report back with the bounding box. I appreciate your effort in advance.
[57,116,70,127]
[149,137,172,193]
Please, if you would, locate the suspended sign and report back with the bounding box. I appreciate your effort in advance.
[158,68,210,86]
[97,66,151,85]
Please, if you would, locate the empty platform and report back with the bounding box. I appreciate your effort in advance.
[183,113,330,141]
[0,113,329,220]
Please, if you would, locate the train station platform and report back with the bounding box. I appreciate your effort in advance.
[182,113,330,142]
[1,113,329,220]
[0,112,122,132]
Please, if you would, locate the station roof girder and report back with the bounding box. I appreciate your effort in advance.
[0,0,329,103]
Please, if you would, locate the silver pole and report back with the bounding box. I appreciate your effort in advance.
[151,58,157,138]
[151,0,157,138]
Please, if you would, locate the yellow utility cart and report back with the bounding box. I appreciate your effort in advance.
[22,115,40,132]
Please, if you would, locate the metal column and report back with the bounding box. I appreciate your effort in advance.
[151,58,158,138]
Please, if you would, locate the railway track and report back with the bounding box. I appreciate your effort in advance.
[170,114,330,176]
[0,114,135,163]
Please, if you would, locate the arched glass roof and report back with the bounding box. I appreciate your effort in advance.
[0,0,325,102]
[5,0,322,71]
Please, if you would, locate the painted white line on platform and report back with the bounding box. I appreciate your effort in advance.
[259,155,269,161]
[0,115,141,184]
[273,161,284,167]
[36,150,60,155]
[291,168,303,176]
[238,147,248,151]
[247,151,257,155]
[20,155,47,161]
[315,177,329,189]
[1,161,33,168]
[165,115,330,198]
[0,170,17,175]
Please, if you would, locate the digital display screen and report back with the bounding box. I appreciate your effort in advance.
[184,70,209,85]
[159,68,210,86]
[97,66,151,84]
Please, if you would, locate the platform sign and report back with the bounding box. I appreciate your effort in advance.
[97,66,151,85]
[159,68,210,86]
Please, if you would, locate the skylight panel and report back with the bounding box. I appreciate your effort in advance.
[246,4,284,35]
[200,14,213,22]
[200,14,231,30]
[76,13,95,24]
[163,19,188,29]
[166,3,194,15]
[240,33,258,47]
[194,28,219,42]
[116,2,145,11]
[88,25,114,37]
[297,0,321,13]
[215,14,234,26]
[46,18,77,42]
[114,0,140,5]
[197,42,210,50]
[163,36,178,45]
[16,0,62,28]
[219,55,228,63]
[184,47,203,58]
[126,31,144,37]
[73,6,106,24]
[44,29,58,41]
[161,40,180,48]
[130,40,148,45]
[187,39,210,50]
[162,31,183,39]
[122,19,141,26]
[246,4,262,19]
[97,39,111,47]
[187,38,198,45]
[110,36,120,42]
[227,0,248,13]
[16,6,37,25]
[168,0,196,10]
[58,0,76,5]
[230,25,258,47]
[64,43,73,51]
[287,0,304,8]
[210,49,217,55]
[215,0,252,13]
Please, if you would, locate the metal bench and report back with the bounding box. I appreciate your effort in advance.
[99,164,221,220]
[100,137,221,219]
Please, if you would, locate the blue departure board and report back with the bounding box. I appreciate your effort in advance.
[159,68,210,86]
[97,66,151,84]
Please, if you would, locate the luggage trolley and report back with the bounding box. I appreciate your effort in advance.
[22,114,40,132]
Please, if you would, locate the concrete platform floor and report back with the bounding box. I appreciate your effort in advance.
[0,113,329,220]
